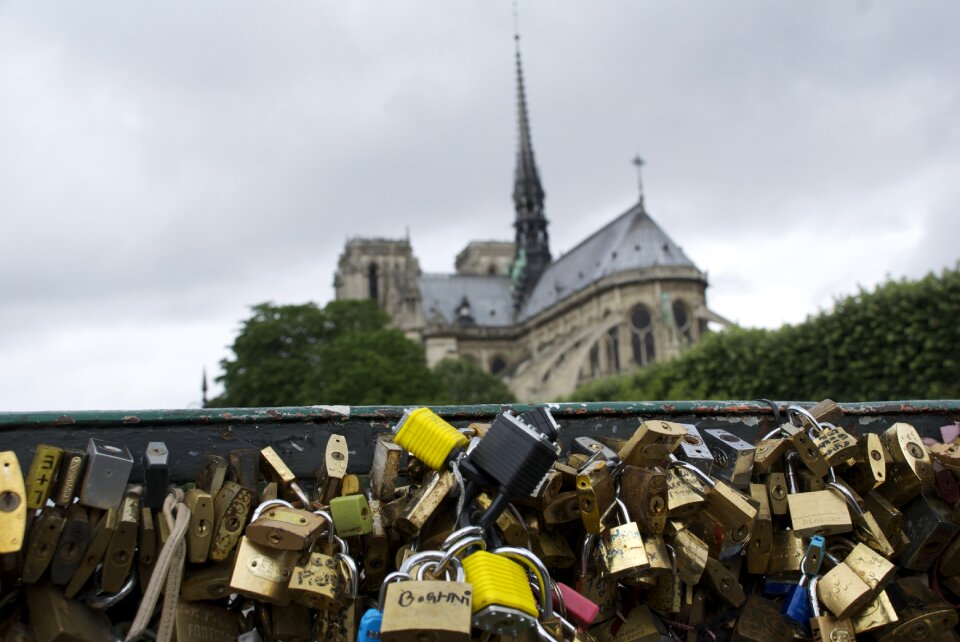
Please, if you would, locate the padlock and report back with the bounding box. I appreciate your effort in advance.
[576,535,616,622]
[808,575,857,642]
[180,561,234,601]
[863,490,904,544]
[25,582,114,642]
[363,499,391,588]
[78,439,133,511]
[492,545,562,640]
[522,468,562,510]
[228,448,260,492]
[101,489,138,592]
[141,441,169,510]
[138,507,157,591]
[229,535,299,605]
[50,503,89,585]
[781,536,825,632]
[617,419,686,468]
[730,593,794,642]
[786,406,832,477]
[826,481,894,556]
[369,433,401,501]
[597,498,650,579]
[381,557,474,641]
[665,465,705,518]
[532,529,575,570]
[850,590,899,634]
[700,428,755,489]
[24,444,63,511]
[172,599,241,642]
[766,471,789,516]
[674,423,715,475]
[542,490,582,526]
[53,448,86,508]
[934,465,960,504]
[269,603,312,642]
[394,469,455,536]
[65,507,117,598]
[555,581,600,629]
[476,492,529,548]
[768,528,805,574]
[647,544,682,614]
[0,451,27,555]
[929,440,960,472]
[784,452,852,537]
[576,459,616,535]
[619,465,667,535]
[183,488,214,563]
[668,458,758,546]
[314,602,357,642]
[22,506,66,583]
[752,437,788,475]
[197,453,228,496]
[878,422,934,506]
[841,542,896,599]
[670,526,708,585]
[329,493,373,537]
[341,473,362,496]
[260,446,311,507]
[209,480,254,562]
[288,514,358,611]
[393,406,469,471]
[809,421,860,468]
[899,490,958,570]
[817,555,873,619]
[701,555,745,607]
[878,576,959,641]
[842,432,886,494]
[245,498,327,551]
[746,483,773,573]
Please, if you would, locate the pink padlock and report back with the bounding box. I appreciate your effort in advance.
[554,581,600,628]
[941,422,960,444]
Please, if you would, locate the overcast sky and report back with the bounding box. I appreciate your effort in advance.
[2,2,958,411]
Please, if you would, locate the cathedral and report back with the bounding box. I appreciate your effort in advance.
[334,34,730,402]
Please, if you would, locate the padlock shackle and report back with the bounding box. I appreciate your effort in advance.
[84,568,138,610]
[784,452,799,494]
[580,534,596,575]
[249,498,293,523]
[787,405,825,438]
[377,571,413,611]
[493,546,555,621]
[312,510,338,547]
[665,544,678,578]
[825,481,864,517]
[336,552,359,599]
[667,456,715,489]
[442,525,484,550]
[808,575,822,618]
[438,534,486,575]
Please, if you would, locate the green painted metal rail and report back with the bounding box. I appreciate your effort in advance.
[1,401,957,482]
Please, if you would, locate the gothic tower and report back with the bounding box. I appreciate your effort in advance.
[510,31,551,313]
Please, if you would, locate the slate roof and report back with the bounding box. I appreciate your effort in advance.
[519,202,700,320]
[419,274,514,328]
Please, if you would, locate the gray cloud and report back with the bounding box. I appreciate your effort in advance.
[1,1,958,409]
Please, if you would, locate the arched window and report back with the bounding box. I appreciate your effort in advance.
[630,304,656,366]
[368,263,379,300]
[490,355,507,376]
[672,300,693,343]
[605,326,621,373]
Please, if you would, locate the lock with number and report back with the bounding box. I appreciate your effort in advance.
[24,444,62,511]
[786,406,831,477]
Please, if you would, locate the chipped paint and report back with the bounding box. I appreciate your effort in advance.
[288,441,304,452]
[311,405,351,417]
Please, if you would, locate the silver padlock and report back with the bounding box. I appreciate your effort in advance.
[79,439,134,510]
[675,423,715,476]
[701,429,755,489]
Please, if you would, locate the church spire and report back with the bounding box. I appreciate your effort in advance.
[511,7,551,313]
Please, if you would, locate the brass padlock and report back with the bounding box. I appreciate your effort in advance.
[183,488,214,563]
[668,458,758,546]
[746,483,773,574]
[863,490,904,544]
[766,472,789,516]
[817,557,873,619]
[24,444,62,511]
[246,499,327,551]
[197,453,228,496]
[0,451,26,555]
[101,489,139,592]
[362,499,391,588]
[138,507,157,591]
[842,542,896,599]
[784,453,852,537]
[809,421,860,467]
[65,506,117,598]
[379,571,473,642]
[842,432,887,494]
[228,448,259,492]
[729,593,794,642]
[476,492,528,547]
[53,448,86,508]
[172,599,241,641]
[850,590,899,635]
[768,528,805,575]
[877,577,959,641]
[50,503,90,585]
[878,422,934,506]
[619,465,667,535]
[543,490,586,527]
[25,583,113,642]
[369,434,401,501]
[576,459,616,535]
[314,601,357,642]
[576,535,616,622]
[808,575,857,642]
[701,556,745,607]
[260,446,311,507]
[670,527,708,585]
[785,406,831,477]
[597,498,650,579]
[752,438,788,475]
[181,560,234,601]
[590,603,661,642]
[826,481,894,556]
[209,480,254,562]
[900,490,958,571]
[288,517,358,611]
[394,470,454,537]
[229,535,298,605]
[22,506,66,583]
[533,529,576,570]
[647,544,681,614]
[617,420,686,468]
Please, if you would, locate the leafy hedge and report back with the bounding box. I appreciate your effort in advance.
[568,266,960,401]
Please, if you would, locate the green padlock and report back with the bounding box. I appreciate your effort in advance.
[329,494,373,537]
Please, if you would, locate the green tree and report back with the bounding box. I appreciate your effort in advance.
[212,300,440,407]
[432,358,516,405]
